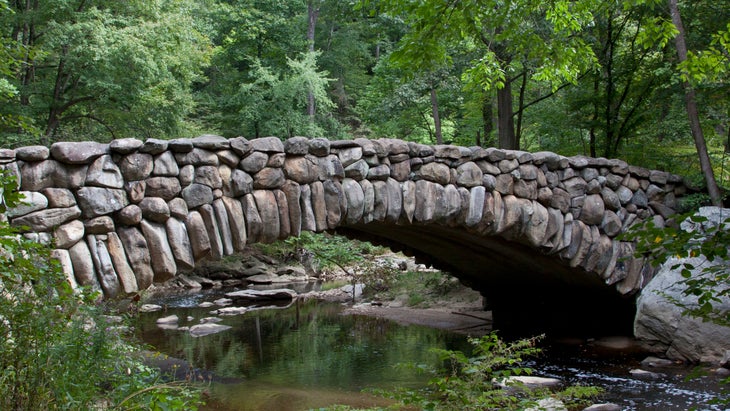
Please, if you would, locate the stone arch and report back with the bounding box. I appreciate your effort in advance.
[2,136,689,332]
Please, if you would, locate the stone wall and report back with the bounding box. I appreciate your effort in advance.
[0,135,688,299]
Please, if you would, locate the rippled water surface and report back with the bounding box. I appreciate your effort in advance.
[136,289,728,410]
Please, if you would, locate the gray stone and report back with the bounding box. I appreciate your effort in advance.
[153,151,179,176]
[51,248,77,289]
[54,220,85,249]
[253,190,280,243]
[87,235,121,298]
[308,138,330,156]
[140,220,177,282]
[221,196,247,251]
[119,153,154,181]
[367,164,390,181]
[344,159,369,180]
[7,191,48,218]
[84,216,115,234]
[323,180,343,229]
[299,184,316,232]
[199,204,224,260]
[139,197,170,223]
[337,147,362,167]
[418,162,450,185]
[240,151,269,173]
[50,141,109,164]
[144,177,181,200]
[226,169,252,197]
[168,197,188,219]
[250,136,284,152]
[192,134,229,150]
[85,155,123,188]
[359,179,375,224]
[601,210,622,237]
[456,162,483,187]
[68,239,99,290]
[175,148,218,166]
[579,194,605,225]
[139,139,168,155]
[274,189,290,239]
[242,194,264,243]
[229,137,251,156]
[281,181,302,237]
[117,204,142,226]
[194,165,223,189]
[213,199,234,255]
[185,211,211,260]
[109,138,143,154]
[182,183,214,209]
[318,154,345,181]
[283,156,317,184]
[19,159,57,191]
[389,159,410,181]
[11,206,81,232]
[166,218,195,271]
[254,167,285,189]
[117,226,154,289]
[342,178,365,224]
[42,188,76,208]
[15,145,49,161]
[267,153,286,168]
[179,164,194,186]
[105,232,138,294]
[125,180,146,203]
[385,178,403,223]
[216,150,240,167]
[168,138,194,153]
[284,136,310,155]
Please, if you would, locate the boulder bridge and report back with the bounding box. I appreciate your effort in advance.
[1,135,690,335]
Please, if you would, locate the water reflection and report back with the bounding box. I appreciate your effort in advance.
[136,292,469,410]
[136,290,729,411]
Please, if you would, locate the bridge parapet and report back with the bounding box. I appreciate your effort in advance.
[0,136,689,300]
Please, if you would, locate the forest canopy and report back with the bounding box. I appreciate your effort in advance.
[0,0,727,200]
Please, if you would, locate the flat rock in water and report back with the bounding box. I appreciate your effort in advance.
[226,288,297,301]
[214,298,232,306]
[629,368,664,379]
[583,404,622,411]
[212,306,248,316]
[189,323,232,337]
[245,273,278,284]
[200,317,223,324]
[140,304,163,312]
[640,356,676,367]
[156,315,178,324]
[499,375,562,389]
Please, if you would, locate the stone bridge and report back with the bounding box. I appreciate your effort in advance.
[1,135,689,334]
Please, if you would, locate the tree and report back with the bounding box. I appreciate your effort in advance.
[668,0,723,206]
[367,0,599,149]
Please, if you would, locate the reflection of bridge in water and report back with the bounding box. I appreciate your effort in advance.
[3,135,691,334]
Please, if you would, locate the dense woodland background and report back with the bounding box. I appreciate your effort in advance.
[0,0,728,200]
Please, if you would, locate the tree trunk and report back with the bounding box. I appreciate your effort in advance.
[497,82,517,149]
[306,1,320,119]
[669,0,723,206]
[482,93,493,147]
[430,86,443,144]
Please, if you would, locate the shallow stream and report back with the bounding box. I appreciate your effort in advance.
[135,288,729,410]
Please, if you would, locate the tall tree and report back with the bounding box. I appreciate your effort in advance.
[368,0,599,149]
[668,0,722,206]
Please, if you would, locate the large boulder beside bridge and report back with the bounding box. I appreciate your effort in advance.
[634,207,730,364]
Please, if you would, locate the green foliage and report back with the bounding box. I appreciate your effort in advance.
[622,211,730,326]
[372,333,602,411]
[0,174,203,409]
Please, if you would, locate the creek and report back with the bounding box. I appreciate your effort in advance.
[135,287,729,411]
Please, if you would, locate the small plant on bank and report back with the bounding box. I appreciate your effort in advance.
[0,172,203,410]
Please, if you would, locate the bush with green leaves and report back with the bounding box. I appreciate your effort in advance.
[0,172,202,410]
[622,209,730,326]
